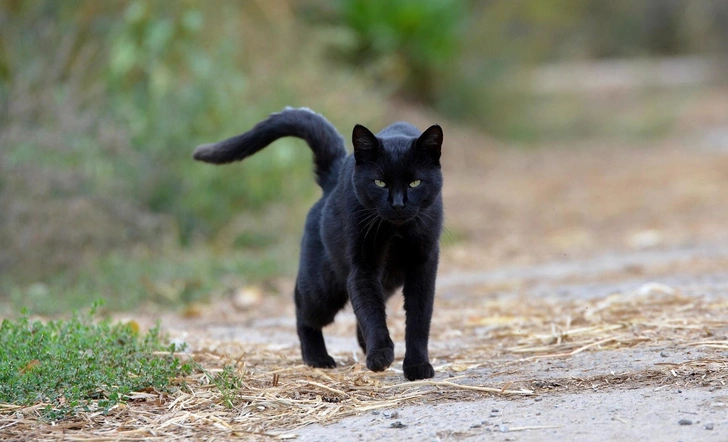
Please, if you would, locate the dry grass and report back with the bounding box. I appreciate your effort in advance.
[1,281,726,440]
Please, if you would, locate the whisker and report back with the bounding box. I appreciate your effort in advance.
[416,215,437,239]
[355,212,379,229]
[362,217,378,240]
[418,210,454,245]
[373,217,384,242]
[440,226,455,245]
[352,207,377,215]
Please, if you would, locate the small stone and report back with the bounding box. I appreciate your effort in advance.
[678,419,692,426]
[390,421,407,429]
[384,411,399,419]
[232,286,262,310]
[372,411,380,415]
[705,422,714,430]
[499,424,509,433]
[470,423,482,429]
[660,351,669,358]
[491,408,499,413]
[534,397,542,402]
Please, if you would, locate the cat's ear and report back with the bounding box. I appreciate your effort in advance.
[415,125,443,161]
[352,124,379,163]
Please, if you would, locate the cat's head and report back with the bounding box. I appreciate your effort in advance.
[351,123,443,225]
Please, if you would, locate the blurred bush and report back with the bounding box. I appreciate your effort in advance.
[0,0,384,310]
[2,0,727,312]
[339,0,465,102]
[334,0,728,138]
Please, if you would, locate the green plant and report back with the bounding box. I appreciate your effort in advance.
[196,364,244,409]
[0,302,190,419]
[339,0,465,102]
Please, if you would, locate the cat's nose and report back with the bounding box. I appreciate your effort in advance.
[391,192,405,212]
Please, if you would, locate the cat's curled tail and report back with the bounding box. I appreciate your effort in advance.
[193,107,347,192]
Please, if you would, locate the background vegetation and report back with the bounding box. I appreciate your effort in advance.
[1,0,726,314]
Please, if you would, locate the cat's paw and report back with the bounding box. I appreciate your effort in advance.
[366,347,395,372]
[403,361,435,381]
[304,354,337,369]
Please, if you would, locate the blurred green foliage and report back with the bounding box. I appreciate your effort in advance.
[340,0,465,102]
[6,247,290,315]
[1,0,726,313]
[0,0,384,312]
[338,0,727,138]
[0,1,309,241]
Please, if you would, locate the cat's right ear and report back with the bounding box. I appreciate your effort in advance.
[352,124,379,163]
[415,124,443,161]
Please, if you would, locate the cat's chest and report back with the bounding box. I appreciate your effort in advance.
[361,223,423,253]
[373,231,409,258]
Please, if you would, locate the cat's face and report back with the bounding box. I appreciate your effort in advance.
[352,124,443,225]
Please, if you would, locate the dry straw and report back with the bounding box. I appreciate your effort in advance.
[1,283,726,439]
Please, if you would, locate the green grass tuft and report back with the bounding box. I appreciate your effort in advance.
[194,363,244,410]
[0,302,190,420]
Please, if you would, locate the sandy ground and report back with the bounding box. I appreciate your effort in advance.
[295,389,726,442]
[291,252,728,441]
[152,241,727,441]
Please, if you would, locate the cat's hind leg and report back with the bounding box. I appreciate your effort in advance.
[296,320,336,368]
[294,284,346,368]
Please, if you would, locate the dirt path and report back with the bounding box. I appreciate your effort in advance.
[120,99,728,440]
[295,389,725,441]
[291,247,728,441]
[10,93,725,440]
[139,241,726,440]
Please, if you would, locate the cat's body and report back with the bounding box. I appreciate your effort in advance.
[193,108,443,381]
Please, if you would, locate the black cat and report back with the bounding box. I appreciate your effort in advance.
[193,107,443,381]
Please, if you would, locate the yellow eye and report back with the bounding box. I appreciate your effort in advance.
[409,180,421,188]
[374,180,386,188]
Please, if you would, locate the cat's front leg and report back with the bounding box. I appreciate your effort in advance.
[402,254,438,381]
[347,270,394,372]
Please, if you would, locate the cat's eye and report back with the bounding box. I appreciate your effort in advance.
[409,180,421,188]
[374,180,387,188]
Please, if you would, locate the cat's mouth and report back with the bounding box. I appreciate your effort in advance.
[382,213,416,226]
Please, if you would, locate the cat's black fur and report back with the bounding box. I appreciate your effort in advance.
[193,107,443,381]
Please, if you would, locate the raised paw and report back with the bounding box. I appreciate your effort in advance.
[366,347,395,372]
[304,354,336,369]
[403,361,435,381]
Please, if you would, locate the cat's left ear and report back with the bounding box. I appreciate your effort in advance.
[353,124,380,163]
[415,124,443,161]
